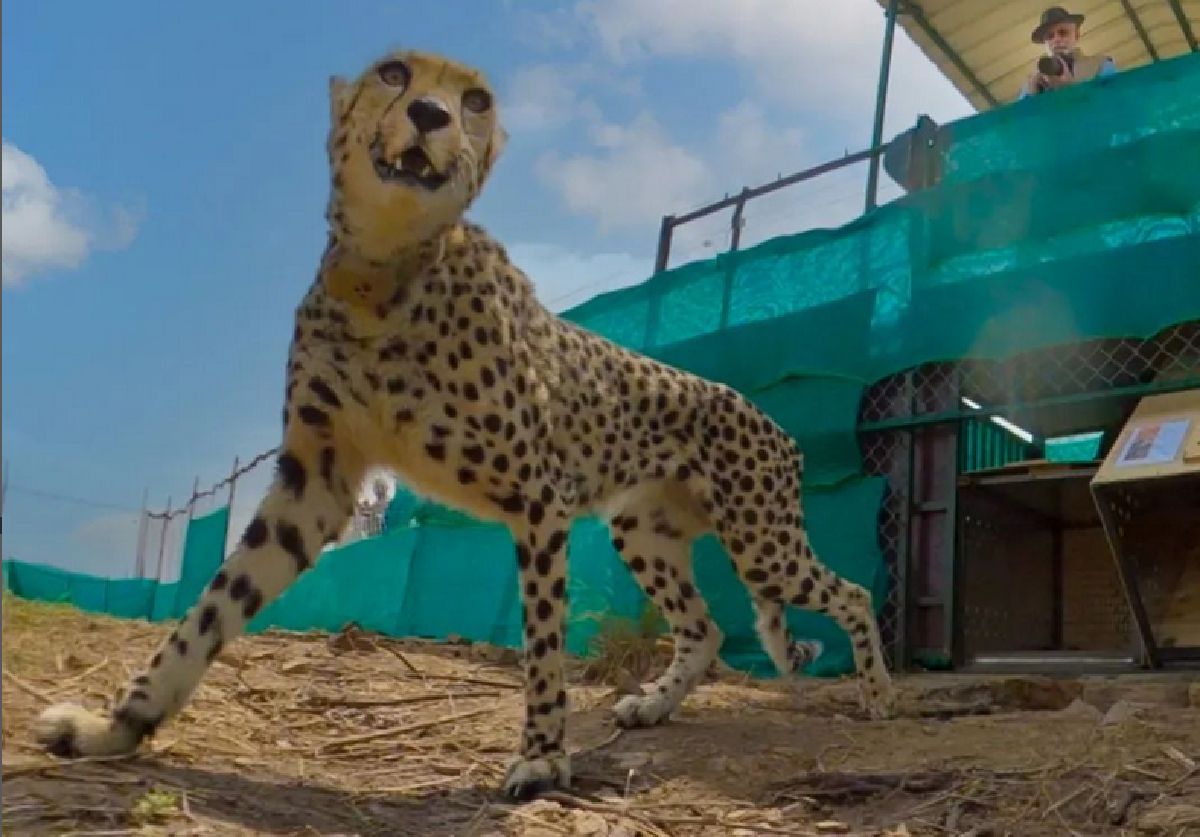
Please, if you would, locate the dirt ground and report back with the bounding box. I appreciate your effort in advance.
[3,594,1200,837]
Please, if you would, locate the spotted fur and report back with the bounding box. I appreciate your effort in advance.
[33,48,895,800]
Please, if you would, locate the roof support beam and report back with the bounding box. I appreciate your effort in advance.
[866,0,901,212]
[1166,0,1198,51]
[1119,0,1159,60]
[902,1,998,108]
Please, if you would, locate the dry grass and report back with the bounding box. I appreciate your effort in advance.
[577,603,672,689]
[3,592,1200,836]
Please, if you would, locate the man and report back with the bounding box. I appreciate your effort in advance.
[1019,6,1117,99]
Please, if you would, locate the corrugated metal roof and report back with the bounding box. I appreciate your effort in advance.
[875,0,1198,110]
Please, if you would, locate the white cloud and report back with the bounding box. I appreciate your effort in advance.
[504,65,599,133]
[536,112,711,233]
[534,100,820,245]
[72,512,143,576]
[525,2,973,244]
[714,101,809,184]
[575,0,973,131]
[507,241,649,311]
[2,139,142,287]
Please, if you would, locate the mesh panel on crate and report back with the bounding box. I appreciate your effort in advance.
[959,492,1057,657]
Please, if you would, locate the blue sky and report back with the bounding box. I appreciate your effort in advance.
[2,0,972,577]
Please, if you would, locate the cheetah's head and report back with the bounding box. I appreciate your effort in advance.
[326,49,507,262]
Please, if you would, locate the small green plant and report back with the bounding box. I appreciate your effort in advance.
[131,789,180,825]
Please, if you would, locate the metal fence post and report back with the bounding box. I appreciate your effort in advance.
[720,189,750,329]
[653,215,675,274]
[134,487,149,577]
[154,496,173,584]
[222,456,240,561]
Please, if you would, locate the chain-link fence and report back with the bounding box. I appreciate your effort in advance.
[857,320,1200,669]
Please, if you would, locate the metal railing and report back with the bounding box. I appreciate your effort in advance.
[652,143,893,274]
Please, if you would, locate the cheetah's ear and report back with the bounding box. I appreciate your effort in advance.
[329,75,353,123]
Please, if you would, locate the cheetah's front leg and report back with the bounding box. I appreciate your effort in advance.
[34,428,366,759]
[502,519,573,800]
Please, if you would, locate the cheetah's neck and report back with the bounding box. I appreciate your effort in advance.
[320,228,450,311]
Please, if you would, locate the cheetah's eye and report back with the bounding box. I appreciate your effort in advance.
[377,60,411,89]
[462,88,492,114]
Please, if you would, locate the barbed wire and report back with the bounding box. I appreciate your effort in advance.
[5,484,143,514]
[145,446,280,521]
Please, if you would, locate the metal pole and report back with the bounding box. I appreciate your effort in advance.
[184,476,201,525]
[865,0,900,212]
[1118,0,1159,60]
[653,215,675,274]
[1166,0,1198,51]
[222,456,240,560]
[154,495,173,583]
[719,190,750,329]
[134,486,149,577]
[729,188,748,252]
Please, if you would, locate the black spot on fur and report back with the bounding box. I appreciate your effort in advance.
[229,574,251,600]
[276,521,310,573]
[198,604,219,635]
[308,378,342,408]
[211,570,229,591]
[243,589,264,619]
[297,405,330,427]
[496,494,524,514]
[320,447,335,488]
[516,544,532,570]
[113,707,164,742]
[277,452,307,499]
[243,517,268,549]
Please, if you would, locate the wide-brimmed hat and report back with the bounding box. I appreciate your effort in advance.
[1032,6,1086,42]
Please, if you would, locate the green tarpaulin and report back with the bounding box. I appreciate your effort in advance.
[7,53,1199,678]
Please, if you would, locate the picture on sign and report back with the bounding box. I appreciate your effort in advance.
[1115,418,1191,467]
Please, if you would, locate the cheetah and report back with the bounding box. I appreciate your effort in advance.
[34,48,896,800]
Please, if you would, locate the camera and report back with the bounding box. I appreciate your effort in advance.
[1037,52,1075,77]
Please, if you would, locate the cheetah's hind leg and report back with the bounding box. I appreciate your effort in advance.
[703,424,896,719]
[752,598,825,677]
[605,496,723,729]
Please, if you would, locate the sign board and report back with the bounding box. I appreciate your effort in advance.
[1092,389,1200,486]
[1091,387,1200,668]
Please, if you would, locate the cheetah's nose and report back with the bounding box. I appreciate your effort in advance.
[407,98,451,134]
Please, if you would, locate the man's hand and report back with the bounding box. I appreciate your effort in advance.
[1029,57,1074,94]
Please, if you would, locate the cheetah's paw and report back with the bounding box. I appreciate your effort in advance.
[502,752,572,800]
[613,690,676,728]
[34,703,145,759]
[859,681,899,721]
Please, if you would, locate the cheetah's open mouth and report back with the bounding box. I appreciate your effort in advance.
[371,142,450,191]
